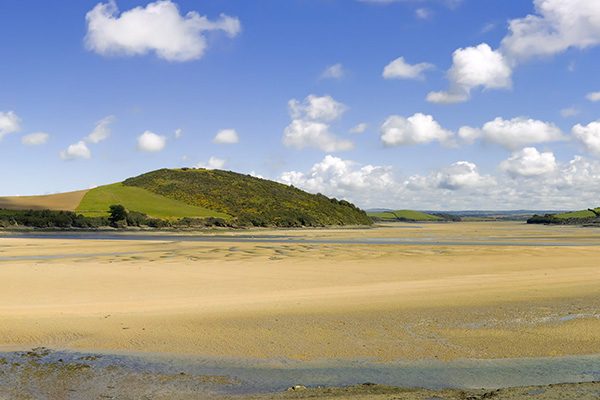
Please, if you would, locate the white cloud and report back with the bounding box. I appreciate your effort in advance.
[586,92,600,102]
[283,95,353,152]
[349,123,368,134]
[415,8,432,20]
[560,107,580,118]
[436,161,495,190]
[85,0,241,62]
[137,130,166,152]
[426,91,469,104]
[457,126,481,144]
[479,116,564,150]
[196,156,226,170]
[213,128,239,144]
[382,57,433,80]
[275,153,600,210]
[289,95,347,122]
[573,121,600,156]
[0,111,21,140]
[427,43,512,104]
[283,120,353,152]
[481,22,497,33]
[320,63,345,80]
[21,132,49,146]
[380,113,453,147]
[60,141,91,160]
[501,0,600,62]
[86,115,115,144]
[280,155,395,204]
[500,147,557,178]
[174,128,183,139]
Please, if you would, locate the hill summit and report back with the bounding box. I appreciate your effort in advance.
[121,168,371,227]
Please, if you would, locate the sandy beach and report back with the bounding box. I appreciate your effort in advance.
[1,222,599,363]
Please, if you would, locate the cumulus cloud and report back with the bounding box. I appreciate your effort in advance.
[58,116,114,161]
[21,132,49,146]
[213,129,239,144]
[86,115,115,144]
[60,141,91,160]
[586,92,600,102]
[283,95,353,152]
[174,128,183,139]
[457,126,481,144]
[85,0,241,62]
[349,123,368,134]
[196,156,225,170]
[280,155,395,204]
[500,147,557,177]
[460,117,564,150]
[320,63,345,80]
[435,161,495,190]
[380,113,453,147]
[275,153,600,210]
[431,2,600,104]
[289,95,347,122]
[573,121,600,156]
[283,120,353,152]
[137,130,166,152]
[382,57,433,80]
[0,111,21,140]
[501,0,600,62]
[427,43,512,104]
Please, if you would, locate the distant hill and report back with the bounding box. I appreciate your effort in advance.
[0,168,371,228]
[528,207,600,225]
[367,209,445,222]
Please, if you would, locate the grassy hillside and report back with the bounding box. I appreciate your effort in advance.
[368,210,443,222]
[76,183,229,219]
[528,207,600,224]
[554,208,600,219]
[123,168,371,227]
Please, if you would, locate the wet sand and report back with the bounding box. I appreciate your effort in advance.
[0,222,600,397]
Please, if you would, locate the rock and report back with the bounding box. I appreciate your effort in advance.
[286,385,307,392]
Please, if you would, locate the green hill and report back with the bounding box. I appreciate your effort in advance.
[528,207,600,224]
[554,208,600,220]
[122,168,371,227]
[1,168,371,228]
[76,183,229,219]
[367,210,443,222]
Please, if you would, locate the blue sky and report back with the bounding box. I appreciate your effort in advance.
[1,0,600,210]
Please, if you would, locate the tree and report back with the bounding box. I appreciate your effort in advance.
[108,204,128,227]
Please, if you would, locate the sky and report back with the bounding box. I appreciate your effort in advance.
[1,0,600,210]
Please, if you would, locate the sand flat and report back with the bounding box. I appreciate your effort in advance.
[0,222,599,361]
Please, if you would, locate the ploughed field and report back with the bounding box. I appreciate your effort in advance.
[1,222,600,398]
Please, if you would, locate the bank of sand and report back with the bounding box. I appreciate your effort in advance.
[1,222,600,361]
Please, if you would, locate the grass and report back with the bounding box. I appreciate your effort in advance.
[76,183,230,219]
[368,210,442,222]
[123,168,372,227]
[554,207,600,220]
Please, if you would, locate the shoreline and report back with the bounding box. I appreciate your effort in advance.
[1,347,599,399]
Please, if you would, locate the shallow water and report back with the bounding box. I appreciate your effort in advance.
[1,348,599,396]
[1,232,599,247]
